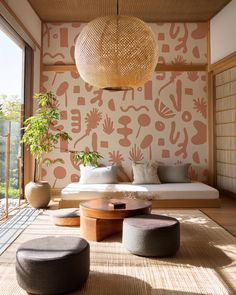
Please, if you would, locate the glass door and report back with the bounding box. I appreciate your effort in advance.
[0,28,25,218]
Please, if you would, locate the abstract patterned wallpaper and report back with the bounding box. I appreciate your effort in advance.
[42,22,208,188]
[43,22,207,65]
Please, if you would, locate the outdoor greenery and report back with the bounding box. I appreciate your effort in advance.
[0,94,21,200]
[72,150,103,166]
[0,183,19,199]
[0,95,21,122]
[21,91,72,181]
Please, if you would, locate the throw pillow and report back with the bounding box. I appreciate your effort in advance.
[79,165,118,184]
[158,163,191,183]
[132,162,161,184]
[116,166,131,182]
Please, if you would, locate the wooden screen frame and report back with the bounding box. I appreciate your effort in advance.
[23,45,34,190]
[209,51,236,197]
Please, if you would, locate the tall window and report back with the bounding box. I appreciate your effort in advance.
[0,21,26,218]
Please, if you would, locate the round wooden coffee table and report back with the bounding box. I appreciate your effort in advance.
[80,198,151,241]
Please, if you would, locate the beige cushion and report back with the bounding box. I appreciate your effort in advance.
[49,208,80,218]
[79,165,118,184]
[158,163,191,183]
[132,162,161,184]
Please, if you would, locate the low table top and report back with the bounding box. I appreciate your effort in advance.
[80,198,151,220]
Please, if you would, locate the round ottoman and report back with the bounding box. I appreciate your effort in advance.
[49,208,80,226]
[122,214,180,257]
[15,236,89,294]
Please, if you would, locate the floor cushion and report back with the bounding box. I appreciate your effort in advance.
[122,214,180,257]
[15,236,89,294]
[49,208,80,226]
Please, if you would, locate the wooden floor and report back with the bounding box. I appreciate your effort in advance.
[201,195,236,237]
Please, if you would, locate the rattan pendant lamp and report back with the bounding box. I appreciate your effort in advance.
[74,1,159,90]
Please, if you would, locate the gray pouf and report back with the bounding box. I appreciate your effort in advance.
[16,236,89,294]
[122,214,180,257]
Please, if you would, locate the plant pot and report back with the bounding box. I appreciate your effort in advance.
[25,181,51,209]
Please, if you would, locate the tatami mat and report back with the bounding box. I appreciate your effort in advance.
[0,207,41,255]
[0,209,236,294]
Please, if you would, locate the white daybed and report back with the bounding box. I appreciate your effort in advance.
[59,182,220,208]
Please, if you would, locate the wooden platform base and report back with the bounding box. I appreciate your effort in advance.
[59,198,221,209]
[151,198,221,208]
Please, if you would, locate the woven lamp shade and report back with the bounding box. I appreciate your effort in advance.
[75,16,159,90]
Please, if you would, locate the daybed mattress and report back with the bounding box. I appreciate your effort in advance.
[61,182,219,201]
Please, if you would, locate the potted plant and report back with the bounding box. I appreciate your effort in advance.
[21,91,71,208]
[72,150,103,166]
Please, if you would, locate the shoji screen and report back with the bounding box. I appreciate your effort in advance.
[215,66,236,193]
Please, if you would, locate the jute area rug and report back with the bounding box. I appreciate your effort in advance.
[0,209,235,295]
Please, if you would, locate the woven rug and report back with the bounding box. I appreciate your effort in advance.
[0,209,235,295]
[0,207,42,255]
